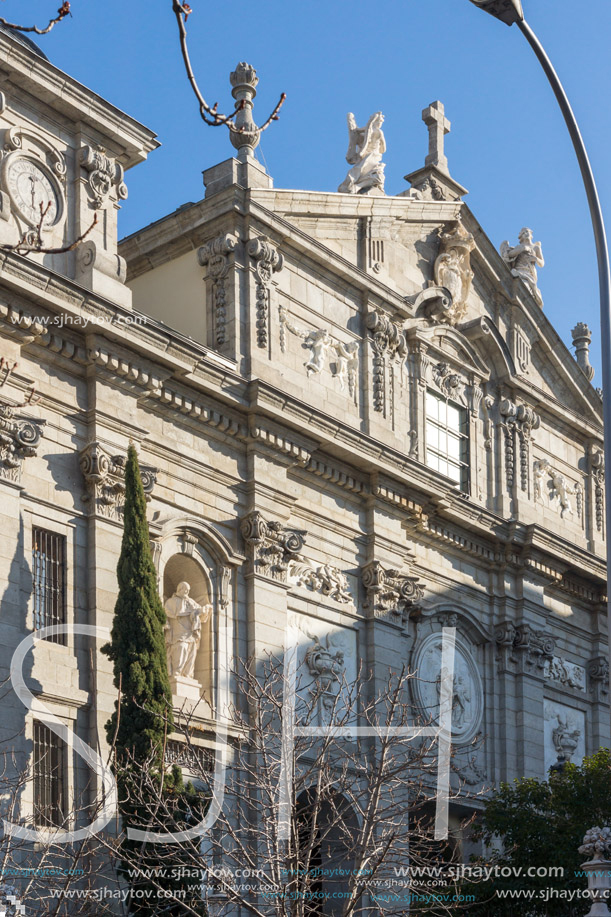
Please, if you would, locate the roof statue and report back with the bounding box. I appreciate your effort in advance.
[500,227,545,306]
[338,111,386,195]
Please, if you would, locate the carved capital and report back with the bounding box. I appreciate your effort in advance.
[361,560,424,624]
[240,511,306,583]
[588,656,609,698]
[198,232,239,279]
[80,145,127,208]
[495,620,554,674]
[79,442,157,519]
[0,399,45,483]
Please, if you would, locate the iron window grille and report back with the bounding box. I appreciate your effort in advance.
[32,527,66,644]
[33,720,66,828]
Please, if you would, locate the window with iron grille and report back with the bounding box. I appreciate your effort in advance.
[425,389,470,493]
[33,720,66,828]
[32,527,66,644]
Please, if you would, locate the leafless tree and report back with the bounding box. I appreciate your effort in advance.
[1,202,98,257]
[0,1,71,35]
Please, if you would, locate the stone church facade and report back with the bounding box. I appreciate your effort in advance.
[0,29,608,848]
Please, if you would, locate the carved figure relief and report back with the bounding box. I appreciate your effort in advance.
[338,111,386,195]
[413,632,483,744]
[80,145,128,208]
[500,228,544,306]
[247,236,283,348]
[433,222,475,325]
[164,581,212,681]
[305,635,346,725]
[79,441,157,519]
[366,310,406,416]
[198,232,239,347]
[287,557,353,604]
[279,306,358,401]
[533,459,580,520]
[543,700,585,773]
[288,613,355,727]
[0,398,45,482]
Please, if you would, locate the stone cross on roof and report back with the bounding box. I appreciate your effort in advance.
[423,101,451,174]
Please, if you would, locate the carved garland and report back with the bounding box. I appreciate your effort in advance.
[499,398,540,492]
[198,233,239,347]
[361,560,424,624]
[591,449,605,534]
[366,310,406,415]
[247,237,283,348]
[79,442,157,519]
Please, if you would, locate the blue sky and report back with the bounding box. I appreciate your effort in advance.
[30,0,611,380]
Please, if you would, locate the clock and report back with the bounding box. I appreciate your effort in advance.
[4,156,62,228]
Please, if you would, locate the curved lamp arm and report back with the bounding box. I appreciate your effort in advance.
[467,0,523,25]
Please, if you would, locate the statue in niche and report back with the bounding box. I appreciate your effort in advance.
[164,581,212,680]
[338,111,386,195]
[552,715,580,764]
[500,228,545,306]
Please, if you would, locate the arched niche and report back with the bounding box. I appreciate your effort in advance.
[163,553,213,705]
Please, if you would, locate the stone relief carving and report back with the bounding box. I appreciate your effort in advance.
[0,399,45,483]
[588,656,609,697]
[533,459,580,520]
[482,393,495,451]
[513,326,531,374]
[432,362,466,403]
[79,441,157,519]
[247,236,283,348]
[198,232,239,347]
[80,145,127,208]
[451,748,487,787]
[432,222,475,325]
[499,398,540,492]
[500,228,544,306]
[240,511,306,584]
[164,581,212,682]
[338,111,386,195]
[413,632,483,744]
[366,309,406,415]
[287,557,353,604]
[544,656,587,692]
[279,306,358,400]
[571,323,595,382]
[552,716,581,763]
[361,560,424,624]
[590,448,605,534]
[544,701,585,772]
[305,634,346,725]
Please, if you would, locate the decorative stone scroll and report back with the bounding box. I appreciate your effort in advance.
[499,398,540,492]
[198,232,239,347]
[0,399,45,483]
[495,621,555,673]
[432,222,475,325]
[79,441,157,519]
[240,510,306,584]
[247,236,283,348]
[366,309,406,415]
[533,459,580,520]
[361,560,424,624]
[279,306,358,399]
[588,656,609,699]
[80,145,128,208]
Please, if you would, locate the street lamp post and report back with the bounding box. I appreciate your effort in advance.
[468,0,611,734]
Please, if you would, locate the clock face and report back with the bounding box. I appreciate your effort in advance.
[5,158,61,227]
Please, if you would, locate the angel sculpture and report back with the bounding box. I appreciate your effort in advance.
[500,228,544,306]
[338,111,386,195]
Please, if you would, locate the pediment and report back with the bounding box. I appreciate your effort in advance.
[407,323,490,381]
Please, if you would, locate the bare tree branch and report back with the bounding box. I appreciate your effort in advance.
[0,1,71,35]
[1,203,98,256]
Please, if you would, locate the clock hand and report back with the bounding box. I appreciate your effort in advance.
[29,175,36,211]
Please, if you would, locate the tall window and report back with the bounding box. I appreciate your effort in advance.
[33,720,66,827]
[32,527,66,644]
[425,389,469,492]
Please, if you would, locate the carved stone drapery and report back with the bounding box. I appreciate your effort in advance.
[361,560,424,624]
[247,236,283,348]
[198,232,239,347]
[432,222,475,325]
[79,442,157,519]
[0,400,45,483]
[366,309,406,416]
[80,145,128,208]
[499,398,540,492]
[240,510,305,584]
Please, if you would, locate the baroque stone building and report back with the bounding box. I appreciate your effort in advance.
[0,28,608,853]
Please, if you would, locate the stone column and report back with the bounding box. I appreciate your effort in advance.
[578,827,611,916]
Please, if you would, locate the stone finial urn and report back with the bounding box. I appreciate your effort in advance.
[579,827,611,916]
